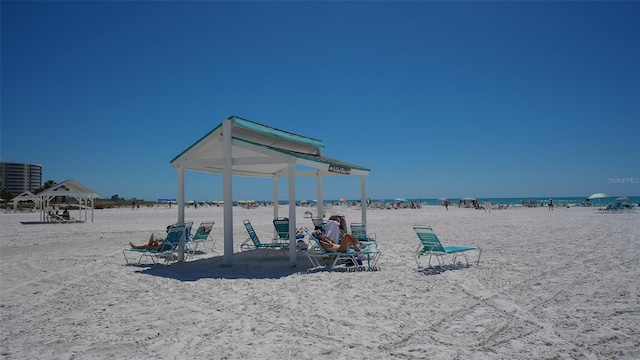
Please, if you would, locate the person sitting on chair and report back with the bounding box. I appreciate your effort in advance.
[62,209,70,220]
[325,215,347,242]
[129,225,171,250]
[313,229,362,253]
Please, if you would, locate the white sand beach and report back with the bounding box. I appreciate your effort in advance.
[1,204,638,359]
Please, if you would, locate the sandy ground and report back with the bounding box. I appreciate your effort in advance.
[1,204,639,359]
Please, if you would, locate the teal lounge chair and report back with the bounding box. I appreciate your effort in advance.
[311,217,326,231]
[273,217,305,242]
[273,217,292,241]
[186,220,215,256]
[240,219,289,258]
[350,223,377,248]
[303,228,381,271]
[413,226,481,269]
[123,225,186,265]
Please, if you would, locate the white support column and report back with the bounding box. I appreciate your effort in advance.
[360,175,367,228]
[273,174,279,239]
[177,166,186,262]
[316,169,324,219]
[223,119,234,266]
[288,160,296,266]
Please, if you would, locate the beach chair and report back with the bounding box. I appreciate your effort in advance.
[186,220,215,256]
[350,223,377,248]
[311,217,326,231]
[413,226,481,269]
[123,225,186,265]
[303,228,381,271]
[273,217,291,241]
[240,219,289,258]
[183,220,194,238]
[273,217,305,242]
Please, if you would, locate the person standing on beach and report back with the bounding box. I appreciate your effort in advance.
[548,198,553,210]
[444,199,449,211]
[484,199,491,213]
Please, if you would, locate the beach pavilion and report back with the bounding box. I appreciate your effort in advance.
[170,116,371,266]
[28,179,99,223]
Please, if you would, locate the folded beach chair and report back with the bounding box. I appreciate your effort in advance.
[303,228,381,271]
[240,219,289,258]
[413,226,481,269]
[186,220,215,256]
[123,225,186,265]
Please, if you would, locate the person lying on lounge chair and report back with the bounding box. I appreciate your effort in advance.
[313,230,362,253]
[129,225,171,250]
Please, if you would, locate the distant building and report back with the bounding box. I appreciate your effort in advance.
[0,162,42,196]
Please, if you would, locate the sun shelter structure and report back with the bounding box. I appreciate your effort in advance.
[12,191,42,212]
[170,116,371,266]
[36,179,100,222]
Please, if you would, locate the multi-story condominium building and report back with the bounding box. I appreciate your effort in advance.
[0,162,43,196]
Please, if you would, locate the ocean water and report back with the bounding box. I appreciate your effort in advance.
[323,196,640,208]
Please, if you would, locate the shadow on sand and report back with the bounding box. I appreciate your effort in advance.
[417,263,472,276]
[132,249,314,280]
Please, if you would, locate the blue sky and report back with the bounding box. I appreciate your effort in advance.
[2,1,638,201]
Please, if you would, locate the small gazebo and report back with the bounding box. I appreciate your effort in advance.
[170,116,371,266]
[12,191,42,212]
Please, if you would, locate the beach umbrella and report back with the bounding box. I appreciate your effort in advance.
[588,193,609,199]
[588,193,609,206]
[461,197,476,201]
[394,198,408,202]
[616,196,629,201]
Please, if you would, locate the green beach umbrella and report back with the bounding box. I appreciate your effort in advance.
[588,193,609,206]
